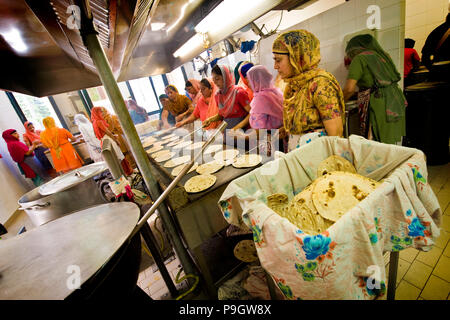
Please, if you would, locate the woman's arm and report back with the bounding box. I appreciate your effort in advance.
[203,114,222,127]
[161,109,171,128]
[343,79,358,102]
[323,117,344,137]
[24,141,38,156]
[176,113,198,128]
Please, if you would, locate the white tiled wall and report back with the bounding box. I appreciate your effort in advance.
[405,0,449,56]
[258,0,406,87]
[0,91,34,224]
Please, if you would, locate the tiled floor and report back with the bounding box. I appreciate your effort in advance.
[3,163,450,300]
[386,162,450,300]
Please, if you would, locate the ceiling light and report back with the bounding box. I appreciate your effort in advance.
[151,23,166,31]
[195,0,282,36]
[173,33,204,58]
[167,0,195,33]
[1,28,28,53]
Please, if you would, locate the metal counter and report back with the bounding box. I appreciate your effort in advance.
[141,129,271,297]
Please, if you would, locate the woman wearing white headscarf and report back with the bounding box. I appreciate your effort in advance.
[74,113,103,162]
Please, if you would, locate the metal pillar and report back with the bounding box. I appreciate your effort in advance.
[77,4,201,296]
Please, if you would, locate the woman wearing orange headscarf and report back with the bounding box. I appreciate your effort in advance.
[91,107,134,175]
[40,117,83,173]
[175,78,220,129]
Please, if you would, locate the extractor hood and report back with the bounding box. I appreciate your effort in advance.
[0,0,292,97]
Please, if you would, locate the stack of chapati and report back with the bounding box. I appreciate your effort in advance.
[267,155,380,235]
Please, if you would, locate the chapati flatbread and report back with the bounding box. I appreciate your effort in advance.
[232,154,262,168]
[196,161,224,175]
[187,141,205,150]
[167,139,182,147]
[163,155,192,168]
[151,149,172,158]
[147,145,164,154]
[203,144,223,155]
[267,193,289,216]
[142,137,157,148]
[154,152,176,162]
[171,162,199,177]
[267,185,334,235]
[161,133,176,140]
[312,171,380,222]
[288,185,334,235]
[172,140,193,150]
[184,174,216,193]
[214,149,240,162]
[163,135,179,142]
[233,240,258,263]
[317,155,356,177]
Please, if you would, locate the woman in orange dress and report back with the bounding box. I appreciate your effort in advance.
[40,117,83,173]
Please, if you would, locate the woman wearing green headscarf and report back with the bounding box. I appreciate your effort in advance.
[343,34,407,144]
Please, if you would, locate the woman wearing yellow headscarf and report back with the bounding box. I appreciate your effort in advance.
[40,117,83,173]
[272,30,345,151]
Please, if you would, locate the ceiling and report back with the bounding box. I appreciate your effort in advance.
[0,0,310,97]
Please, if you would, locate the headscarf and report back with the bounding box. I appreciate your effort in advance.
[247,65,283,121]
[345,34,403,122]
[165,85,190,115]
[200,78,220,129]
[237,62,254,101]
[234,61,245,85]
[186,79,202,107]
[91,107,109,140]
[23,121,41,144]
[2,129,35,178]
[74,113,101,152]
[40,117,63,159]
[159,94,168,100]
[272,30,345,134]
[214,65,241,118]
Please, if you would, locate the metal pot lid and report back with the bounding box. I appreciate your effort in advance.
[39,162,108,196]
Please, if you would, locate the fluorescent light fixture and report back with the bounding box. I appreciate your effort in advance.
[195,0,281,35]
[151,23,166,31]
[173,33,204,58]
[167,0,195,33]
[1,28,28,53]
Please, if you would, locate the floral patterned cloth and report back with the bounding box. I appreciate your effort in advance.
[219,135,441,300]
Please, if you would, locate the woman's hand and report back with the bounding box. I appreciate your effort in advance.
[175,114,185,122]
[175,121,184,128]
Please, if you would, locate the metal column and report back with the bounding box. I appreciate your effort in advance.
[77,3,201,298]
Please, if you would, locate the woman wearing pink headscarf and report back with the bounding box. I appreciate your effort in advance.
[203,65,251,130]
[247,65,284,130]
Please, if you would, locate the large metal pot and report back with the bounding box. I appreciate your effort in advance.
[18,162,109,227]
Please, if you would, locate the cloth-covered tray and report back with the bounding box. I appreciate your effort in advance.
[218,135,441,300]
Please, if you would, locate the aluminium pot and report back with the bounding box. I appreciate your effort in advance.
[18,162,109,227]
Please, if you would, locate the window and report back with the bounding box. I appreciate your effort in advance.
[13,93,62,131]
[85,83,132,115]
[168,66,187,95]
[128,78,159,113]
[152,75,166,107]
[86,86,114,114]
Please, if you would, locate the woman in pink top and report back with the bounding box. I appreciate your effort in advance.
[247,65,284,130]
